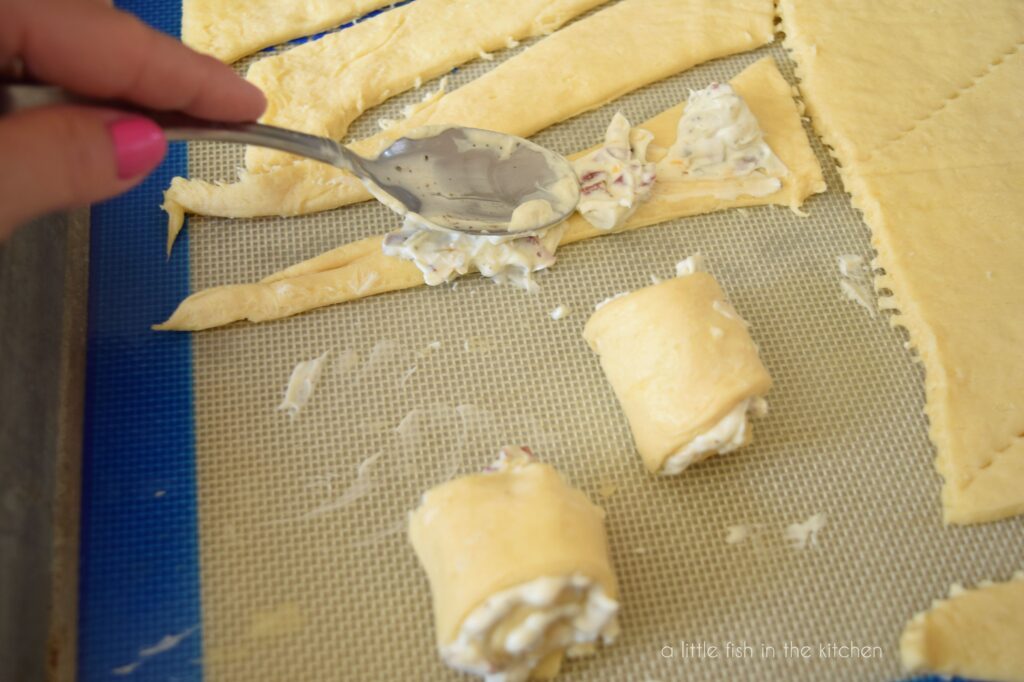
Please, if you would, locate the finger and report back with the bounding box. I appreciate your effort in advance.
[1,0,265,122]
[0,106,166,238]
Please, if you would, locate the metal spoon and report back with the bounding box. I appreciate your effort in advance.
[0,85,579,236]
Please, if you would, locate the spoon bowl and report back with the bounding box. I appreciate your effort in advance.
[363,126,580,235]
[0,86,581,236]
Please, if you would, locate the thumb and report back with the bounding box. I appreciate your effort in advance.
[0,105,166,238]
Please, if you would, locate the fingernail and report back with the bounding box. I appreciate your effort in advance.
[107,117,166,180]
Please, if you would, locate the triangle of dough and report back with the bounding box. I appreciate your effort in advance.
[781,0,1024,523]
[154,57,824,331]
[163,0,776,249]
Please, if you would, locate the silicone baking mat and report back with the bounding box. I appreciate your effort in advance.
[74,1,1023,680]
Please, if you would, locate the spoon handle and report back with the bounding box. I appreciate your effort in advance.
[0,83,361,174]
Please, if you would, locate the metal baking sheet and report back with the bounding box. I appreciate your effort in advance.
[70,1,1022,680]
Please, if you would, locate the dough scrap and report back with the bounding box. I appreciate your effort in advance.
[242,0,609,172]
[780,0,1024,524]
[408,447,618,678]
[154,57,824,331]
[900,573,1024,681]
[582,272,772,473]
[182,0,394,64]
[163,0,776,247]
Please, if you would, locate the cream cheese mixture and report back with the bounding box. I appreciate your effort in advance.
[382,217,565,290]
[438,447,620,682]
[572,113,657,230]
[442,573,619,682]
[658,82,786,198]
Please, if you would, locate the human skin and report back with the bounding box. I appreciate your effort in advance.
[0,0,266,237]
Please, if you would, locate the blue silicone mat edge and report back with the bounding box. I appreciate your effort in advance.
[74,2,986,681]
[78,1,200,678]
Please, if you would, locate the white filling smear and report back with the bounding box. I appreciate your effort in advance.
[674,253,706,277]
[837,254,877,317]
[360,339,398,376]
[837,254,864,278]
[657,82,786,199]
[334,348,360,375]
[302,451,383,520]
[482,445,537,473]
[840,279,876,317]
[785,513,827,549]
[442,573,619,682]
[383,217,565,291]
[573,112,656,230]
[660,397,766,475]
[417,340,442,359]
[549,305,568,320]
[277,351,328,418]
[712,299,749,327]
[112,626,198,676]
[725,525,752,544]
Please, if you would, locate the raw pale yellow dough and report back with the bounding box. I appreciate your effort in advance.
[154,57,824,331]
[780,0,1024,524]
[182,0,394,64]
[408,454,617,655]
[583,274,772,472]
[163,0,776,247]
[242,0,609,172]
[900,574,1024,682]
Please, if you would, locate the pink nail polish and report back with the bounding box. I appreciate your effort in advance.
[108,117,166,180]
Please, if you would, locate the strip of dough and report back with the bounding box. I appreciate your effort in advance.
[780,0,1024,524]
[408,447,619,680]
[163,0,776,246]
[582,271,772,473]
[242,0,610,172]
[182,0,394,64]
[154,57,825,331]
[900,574,1024,682]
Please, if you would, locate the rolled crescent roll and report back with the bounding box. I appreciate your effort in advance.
[583,257,772,474]
[408,447,619,681]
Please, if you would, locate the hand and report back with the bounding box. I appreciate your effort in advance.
[0,0,266,237]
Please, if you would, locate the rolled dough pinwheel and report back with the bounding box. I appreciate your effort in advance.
[409,446,619,681]
[583,258,772,474]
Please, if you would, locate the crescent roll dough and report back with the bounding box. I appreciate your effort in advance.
[163,0,776,246]
[242,0,608,172]
[901,574,1024,682]
[153,57,825,332]
[408,447,619,680]
[583,267,772,473]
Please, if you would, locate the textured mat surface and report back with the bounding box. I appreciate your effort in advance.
[77,2,1022,680]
